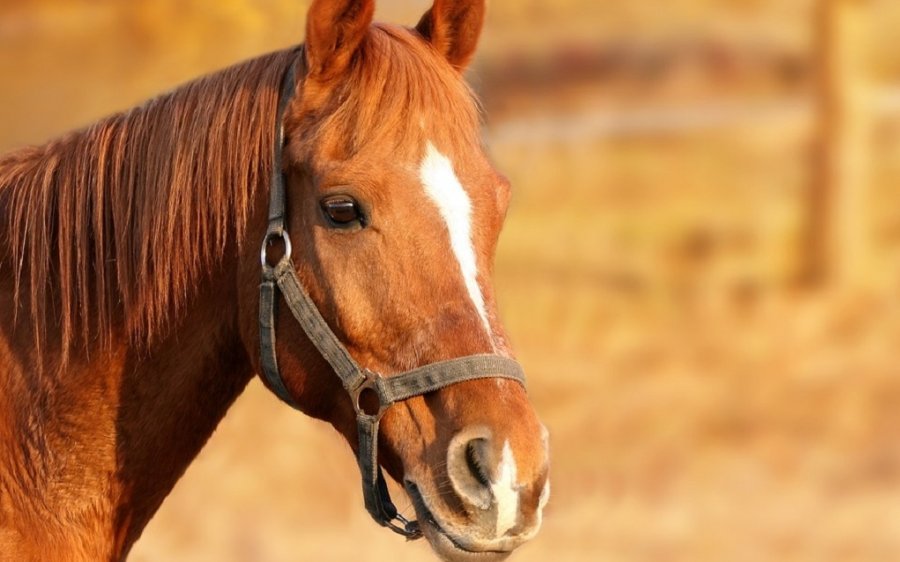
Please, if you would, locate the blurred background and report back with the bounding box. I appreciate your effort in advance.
[3,0,900,560]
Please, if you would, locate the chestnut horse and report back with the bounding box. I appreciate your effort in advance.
[0,1,549,560]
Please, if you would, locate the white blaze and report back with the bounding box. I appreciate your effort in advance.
[419,142,492,337]
[492,440,520,536]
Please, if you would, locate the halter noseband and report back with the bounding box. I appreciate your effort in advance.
[258,56,526,539]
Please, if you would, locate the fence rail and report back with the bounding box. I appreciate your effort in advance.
[487,86,900,144]
[487,87,900,144]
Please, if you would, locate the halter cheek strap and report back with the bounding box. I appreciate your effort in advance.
[259,55,526,539]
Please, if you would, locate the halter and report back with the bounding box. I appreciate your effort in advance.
[258,56,526,538]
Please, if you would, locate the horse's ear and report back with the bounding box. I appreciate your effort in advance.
[305,0,375,80]
[415,0,485,71]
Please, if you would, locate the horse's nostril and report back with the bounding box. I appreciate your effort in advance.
[465,438,492,487]
[447,432,495,510]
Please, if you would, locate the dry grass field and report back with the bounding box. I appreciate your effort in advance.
[4,1,900,561]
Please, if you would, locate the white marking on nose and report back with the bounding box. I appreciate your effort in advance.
[492,440,519,536]
[538,480,551,510]
[419,142,492,338]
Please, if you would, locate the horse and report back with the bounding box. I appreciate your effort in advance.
[0,1,549,560]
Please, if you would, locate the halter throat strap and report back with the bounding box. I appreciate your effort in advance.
[258,55,526,539]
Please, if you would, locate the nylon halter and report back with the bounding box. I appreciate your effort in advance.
[258,56,527,538]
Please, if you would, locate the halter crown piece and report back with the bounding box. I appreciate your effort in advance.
[258,55,527,538]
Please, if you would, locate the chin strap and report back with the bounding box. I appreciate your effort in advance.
[258,54,526,539]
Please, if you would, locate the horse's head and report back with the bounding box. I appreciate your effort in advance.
[240,1,549,559]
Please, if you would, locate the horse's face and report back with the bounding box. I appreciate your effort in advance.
[259,1,549,559]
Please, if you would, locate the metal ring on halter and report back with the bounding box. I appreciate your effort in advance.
[260,230,293,269]
[386,513,422,539]
[352,370,390,420]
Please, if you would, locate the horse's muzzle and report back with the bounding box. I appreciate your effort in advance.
[404,424,551,561]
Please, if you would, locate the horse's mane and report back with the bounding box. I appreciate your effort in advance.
[0,48,297,362]
[0,24,480,366]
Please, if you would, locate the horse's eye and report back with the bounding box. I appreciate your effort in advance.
[320,195,363,227]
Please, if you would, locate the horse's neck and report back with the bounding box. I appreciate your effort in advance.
[0,253,255,559]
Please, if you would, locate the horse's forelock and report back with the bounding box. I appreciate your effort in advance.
[293,24,482,161]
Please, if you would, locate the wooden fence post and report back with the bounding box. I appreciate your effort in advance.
[809,0,872,288]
